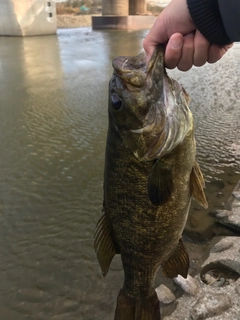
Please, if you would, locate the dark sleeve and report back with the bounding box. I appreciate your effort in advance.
[187,0,240,45]
[218,0,240,42]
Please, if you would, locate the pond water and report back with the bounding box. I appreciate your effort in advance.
[0,28,239,320]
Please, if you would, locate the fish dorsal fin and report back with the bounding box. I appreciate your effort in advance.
[148,160,173,205]
[94,212,118,276]
[190,162,208,209]
[161,238,189,279]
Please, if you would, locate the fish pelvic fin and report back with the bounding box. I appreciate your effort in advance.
[94,212,118,276]
[148,160,173,205]
[161,238,189,279]
[190,162,208,209]
[114,289,160,320]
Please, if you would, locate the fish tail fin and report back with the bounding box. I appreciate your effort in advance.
[114,289,160,320]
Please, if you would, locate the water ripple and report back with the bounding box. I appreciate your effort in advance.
[0,30,239,319]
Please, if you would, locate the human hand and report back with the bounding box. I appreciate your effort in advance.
[162,31,233,71]
[143,0,233,71]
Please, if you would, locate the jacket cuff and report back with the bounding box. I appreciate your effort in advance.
[187,0,232,45]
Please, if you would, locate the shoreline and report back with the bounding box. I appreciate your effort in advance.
[56,14,157,29]
[57,14,100,28]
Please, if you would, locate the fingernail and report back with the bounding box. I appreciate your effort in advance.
[171,37,183,49]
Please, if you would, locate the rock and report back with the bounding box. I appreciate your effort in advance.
[174,274,199,296]
[210,237,234,253]
[190,293,231,319]
[213,210,232,218]
[203,273,215,285]
[212,277,225,287]
[202,236,240,274]
[235,284,240,295]
[202,274,226,287]
[212,181,240,231]
[159,182,240,320]
[232,191,240,201]
[217,192,224,199]
[155,284,176,304]
[211,225,237,237]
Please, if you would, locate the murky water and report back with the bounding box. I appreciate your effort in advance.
[0,28,239,319]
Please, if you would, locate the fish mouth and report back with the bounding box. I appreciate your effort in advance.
[112,45,165,89]
[112,53,147,73]
[112,52,147,88]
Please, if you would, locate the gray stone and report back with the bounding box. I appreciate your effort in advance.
[159,182,240,320]
[212,181,240,231]
[202,274,226,287]
[213,210,232,218]
[190,293,231,319]
[210,238,233,253]
[232,191,240,201]
[235,285,240,295]
[211,277,225,287]
[155,284,176,304]
[202,236,240,274]
[174,274,199,296]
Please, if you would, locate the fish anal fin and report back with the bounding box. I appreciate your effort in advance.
[190,162,208,209]
[161,238,189,279]
[148,160,173,205]
[94,212,118,276]
[114,289,160,320]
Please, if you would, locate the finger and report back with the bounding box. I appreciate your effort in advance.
[177,32,194,72]
[143,30,164,63]
[164,33,183,69]
[208,43,234,64]
[143,17,168,62]
[143,42,156,64]
[193,30,210,67]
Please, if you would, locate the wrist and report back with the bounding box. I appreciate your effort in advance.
[187,0,231,45]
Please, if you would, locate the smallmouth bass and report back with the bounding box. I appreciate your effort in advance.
[94,46,208,320]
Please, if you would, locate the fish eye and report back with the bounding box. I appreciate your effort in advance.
[111,94,122,110]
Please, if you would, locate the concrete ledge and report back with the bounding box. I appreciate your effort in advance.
[92,15,156,30]
[0,0,57,36]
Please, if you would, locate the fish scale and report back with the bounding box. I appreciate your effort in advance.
[94,45,208,320]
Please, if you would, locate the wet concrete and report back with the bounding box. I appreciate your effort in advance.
[0,28,239,319]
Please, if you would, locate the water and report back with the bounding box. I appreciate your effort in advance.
[0,28,239,319]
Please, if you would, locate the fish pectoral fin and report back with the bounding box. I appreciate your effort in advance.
[94,212,118,276]
[161,238,189,279]
[190,162,208,209]
[148,160,173,205]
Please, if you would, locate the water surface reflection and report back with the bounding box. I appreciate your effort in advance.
[0,28,239,319]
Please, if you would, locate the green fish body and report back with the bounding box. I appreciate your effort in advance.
[94,46,208,320]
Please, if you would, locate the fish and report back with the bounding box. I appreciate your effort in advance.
[94,45,208,320]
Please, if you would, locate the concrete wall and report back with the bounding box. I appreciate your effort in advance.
[129,0,146,15]
[0,0,57,36]
[147,0,171,6]
[92,15,155,30]
[102,0,129,16]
